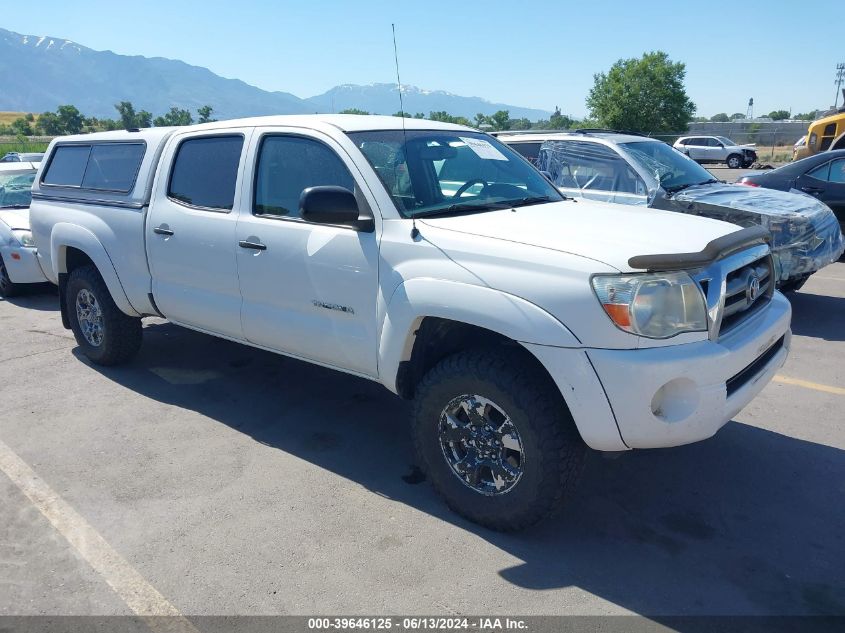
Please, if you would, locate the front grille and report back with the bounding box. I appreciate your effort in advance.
[719,255,773,337]
[726,336,785,397]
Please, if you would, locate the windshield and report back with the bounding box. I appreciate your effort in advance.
[621,141,716,193]
[347,130,561,218]
[716,136,737,146]
[0,170,36,208]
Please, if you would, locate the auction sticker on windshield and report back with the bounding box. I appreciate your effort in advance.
[459,137,508,161]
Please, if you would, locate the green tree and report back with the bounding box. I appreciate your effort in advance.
[339,108,369,115]
[710,112,730,122]
[9,117,33,136]
[36,111,63,135]
[114,101,151,129]
[473,113,488,128]
[197,105,216,124]
[548,107,573,129]
[487,110,511,131]
[793,111,817,121]
[730,113,745,120]
[413,112,425,119]
[509,118,532,131]
[767,110,790,121]
[586,51,695,134]
[392,110,411,118]
[57,105,84,134]
[154,107,194,127]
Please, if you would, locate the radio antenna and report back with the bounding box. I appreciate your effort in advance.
[392,23,418,239]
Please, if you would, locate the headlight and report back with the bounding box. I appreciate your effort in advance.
[11,230,35,247]
[592,272,707,339]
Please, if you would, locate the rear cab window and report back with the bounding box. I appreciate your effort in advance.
[167,136,244,210]
[42,143,145,192]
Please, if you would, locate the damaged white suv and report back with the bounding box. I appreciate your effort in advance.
[29,116,791,530]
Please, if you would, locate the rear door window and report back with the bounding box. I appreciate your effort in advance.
[168,135,244,210]
[828,159,845,184]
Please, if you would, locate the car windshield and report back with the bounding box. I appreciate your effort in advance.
[621,141,717,193]
[347,130,562,218]
[0,170,36,208]
[716,136,737,146]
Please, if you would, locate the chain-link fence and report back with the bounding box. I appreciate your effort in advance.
[0,136,54,157]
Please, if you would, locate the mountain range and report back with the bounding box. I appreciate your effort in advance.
[0,27,550,121]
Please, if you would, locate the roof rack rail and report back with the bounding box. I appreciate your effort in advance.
[489,129,577,136]
[573,128,651,137]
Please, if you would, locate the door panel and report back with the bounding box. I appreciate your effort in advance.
[146,131,250,339]
[235,131,380,375]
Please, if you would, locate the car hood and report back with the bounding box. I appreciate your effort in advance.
[668,182,832,221]
[0,208,31,231]
[419,199,739,272]
[663,182,844,279]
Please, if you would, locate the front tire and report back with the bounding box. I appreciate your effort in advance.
[66,265,142,365]
[726,154,743,169]
[411,348,585,531]
[0,255,21,298]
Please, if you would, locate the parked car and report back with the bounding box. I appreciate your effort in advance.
[794,108,845,160]
[0,152,44,163]
[737,150,845,233]
[0,162,49,297]
[673,135,757,168]
[499,131,843,291]
[30,116,791,530]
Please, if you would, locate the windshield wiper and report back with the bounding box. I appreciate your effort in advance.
[411,201,513,219]
[664,179,720,195]
[506,196,557,208]
[0,204,29,209]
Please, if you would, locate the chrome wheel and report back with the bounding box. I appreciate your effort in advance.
[438,394,525,496]
[76,288,104,347]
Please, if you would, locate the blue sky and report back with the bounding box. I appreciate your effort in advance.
[2,0,842,117]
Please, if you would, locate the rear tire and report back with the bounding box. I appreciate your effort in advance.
[411,348,585,531]
[726,154,743,169]
[0,255,21,298]
[66,265,142,365]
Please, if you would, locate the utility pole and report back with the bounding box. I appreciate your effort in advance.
[835,63,845,108]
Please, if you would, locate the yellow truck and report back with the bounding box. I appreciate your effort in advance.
[794,108,845,160]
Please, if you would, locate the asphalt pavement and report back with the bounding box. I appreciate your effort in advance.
[0,265,843,618]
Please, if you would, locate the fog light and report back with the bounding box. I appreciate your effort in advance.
[651,378,700,423]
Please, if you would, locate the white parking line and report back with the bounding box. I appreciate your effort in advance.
[0,438,199,631]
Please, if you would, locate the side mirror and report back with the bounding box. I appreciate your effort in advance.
[300,186,374,232]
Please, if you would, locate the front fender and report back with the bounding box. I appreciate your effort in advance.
[378,278,580,393]
[50,223,139,317]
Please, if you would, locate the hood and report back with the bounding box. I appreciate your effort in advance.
[419,199,739,272]
[0,208,31,231]
[664,182,844,279]
[670,182,827,219]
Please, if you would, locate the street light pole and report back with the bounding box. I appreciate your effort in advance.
[835,63,845,109]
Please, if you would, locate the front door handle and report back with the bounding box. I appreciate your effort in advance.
[238,240,267,251]
[800,186,823,195]
[153,226,174,236]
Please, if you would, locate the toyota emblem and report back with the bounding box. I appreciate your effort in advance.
[747,275,761,303]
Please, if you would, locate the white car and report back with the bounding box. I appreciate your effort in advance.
[0,162,48,297]
[673,135,758,168]
[29,116,791,530]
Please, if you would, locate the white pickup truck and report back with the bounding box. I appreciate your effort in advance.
[29,115,791,530]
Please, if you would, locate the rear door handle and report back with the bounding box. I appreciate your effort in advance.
[153,226,174,236]
[238,240,267,251]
